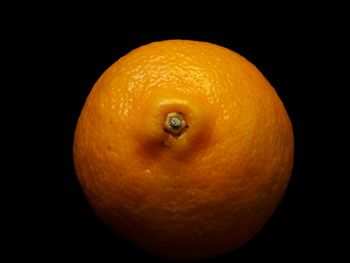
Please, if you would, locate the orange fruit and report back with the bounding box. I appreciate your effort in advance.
[73,40,294,261]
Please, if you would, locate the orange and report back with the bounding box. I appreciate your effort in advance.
[73,40,294,261]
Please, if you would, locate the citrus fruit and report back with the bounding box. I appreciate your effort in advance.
[73,40,294,261]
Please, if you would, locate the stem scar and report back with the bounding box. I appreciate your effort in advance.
[164,112,188,137]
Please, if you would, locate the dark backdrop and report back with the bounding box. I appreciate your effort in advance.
[2,3,349,261]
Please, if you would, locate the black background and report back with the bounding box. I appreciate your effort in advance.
[2,3,349,261]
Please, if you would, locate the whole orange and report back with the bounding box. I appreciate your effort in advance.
[73,40,294,261]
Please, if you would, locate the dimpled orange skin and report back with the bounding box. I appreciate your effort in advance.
[73,40,294,261]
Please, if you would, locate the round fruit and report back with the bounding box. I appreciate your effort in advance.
[73,40,294,261]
